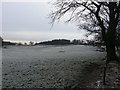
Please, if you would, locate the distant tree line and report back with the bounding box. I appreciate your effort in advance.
[1,37,118,47]
[35,39,71,45]
[35,39,99,46]
[2,41,18,46]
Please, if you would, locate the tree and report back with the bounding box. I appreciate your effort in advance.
[24,42,27,46]
[29,41,34,46]
[50,0,120,85]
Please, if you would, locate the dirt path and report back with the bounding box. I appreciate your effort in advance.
[68,61,104,88]
[73,60,120,88]
[78,62,103,87]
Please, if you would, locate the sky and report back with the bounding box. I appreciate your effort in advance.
[1,0,92,43]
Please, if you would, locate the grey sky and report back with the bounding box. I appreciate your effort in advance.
[2,2,89,42]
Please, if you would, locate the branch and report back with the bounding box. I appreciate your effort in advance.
[75,1,95,14]
[115,1,120,25]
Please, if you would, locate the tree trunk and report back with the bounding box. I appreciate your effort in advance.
[103,25,117,85]
[103,37,117,85]
[106,42,117,62]
[106,2,118,62]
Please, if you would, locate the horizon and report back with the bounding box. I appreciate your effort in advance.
[3,37,94,44]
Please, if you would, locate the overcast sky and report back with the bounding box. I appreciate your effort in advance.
[2,1,90,42]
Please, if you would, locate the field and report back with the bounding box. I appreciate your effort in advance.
[2,45,105,88]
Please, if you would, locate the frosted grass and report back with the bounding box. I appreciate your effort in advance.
[2,45,105,88]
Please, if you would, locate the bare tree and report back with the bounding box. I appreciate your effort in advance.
[50,0,120,85]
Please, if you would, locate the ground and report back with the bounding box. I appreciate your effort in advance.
[2,45,120,89]
[75,60,120,88]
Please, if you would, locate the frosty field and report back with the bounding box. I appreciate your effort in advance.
[2,45,105,88]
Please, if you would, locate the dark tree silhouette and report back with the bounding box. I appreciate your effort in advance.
[36,39,70,45]
[50,0,120,85]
